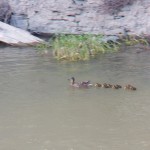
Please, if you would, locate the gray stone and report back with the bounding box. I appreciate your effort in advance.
[100,35,120,43]
[10,14,28,30]
[7,0,150,36]
[0,0,12,23]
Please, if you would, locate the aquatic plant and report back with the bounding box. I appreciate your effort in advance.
[51,34,120,61]
[36,33,149,61]
[36,42,51,51]
[122,35,149,46]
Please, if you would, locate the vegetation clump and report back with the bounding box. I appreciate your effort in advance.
[122,35,149,46]
[51,34,120,61]
[36,34,148,62]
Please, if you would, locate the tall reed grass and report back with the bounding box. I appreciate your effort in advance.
[51,34,119,61]
[36,34,148,61]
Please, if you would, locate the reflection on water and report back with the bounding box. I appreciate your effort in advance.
[0,46,150,150]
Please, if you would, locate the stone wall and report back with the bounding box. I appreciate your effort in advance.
[0,0,12,23]
[7,0,150,36]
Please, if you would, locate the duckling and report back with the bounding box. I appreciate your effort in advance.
[95,83,102,87]
[68,77,92,88]
[106,84,112,88]
[130,86,136,90]
[111,85,119,89]
[101,83,110,88]
[124,84,136,91]
[115,84,122,88]
[124,84,130,90]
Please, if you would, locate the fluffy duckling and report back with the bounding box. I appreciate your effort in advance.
[106,84,112,88]
[130,86,136,90]
[124,84,136,91]
[95,83,112,88]
[111,85,119,89]
[115,84,122,88]
[101,83,110,88]
[94,83,102,87]
[68,77,92,88]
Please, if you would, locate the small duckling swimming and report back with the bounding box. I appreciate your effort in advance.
[95,83,112,88]
[106,84,112,88]
[130,86,136,90]
[111,85,119,89]
[101,83,110,88]
[68,77,92,88]
[115,84,122,88]
[94,83,102,87]
[124,84,137,91]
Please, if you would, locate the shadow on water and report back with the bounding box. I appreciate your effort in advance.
[0,46,150,150]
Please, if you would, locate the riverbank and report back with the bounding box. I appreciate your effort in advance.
[1,0,150,61]
[7,0,150,36]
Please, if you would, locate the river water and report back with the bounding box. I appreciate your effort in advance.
[0,46,150,150]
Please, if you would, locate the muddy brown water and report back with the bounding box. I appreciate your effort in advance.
[0,46,150,150]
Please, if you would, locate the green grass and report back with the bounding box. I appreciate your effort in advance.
[36,34,148,61]
[122,35,149,46]
[51,34,120,61]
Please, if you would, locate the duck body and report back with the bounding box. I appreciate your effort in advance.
[81,80,91,85]
[69,77,92,88]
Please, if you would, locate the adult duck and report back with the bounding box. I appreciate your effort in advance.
[68,77,92,88]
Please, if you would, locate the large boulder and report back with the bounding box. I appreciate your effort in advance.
[0,0,12,23]
[0,21,44,46]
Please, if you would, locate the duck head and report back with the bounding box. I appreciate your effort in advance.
[68,77,75,85]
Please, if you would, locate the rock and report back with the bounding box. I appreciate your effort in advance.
[0,21,44,46]
[0,0,12,23]
[100,35,120,43]
[7,0,150,36]
[10,14,28,30]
